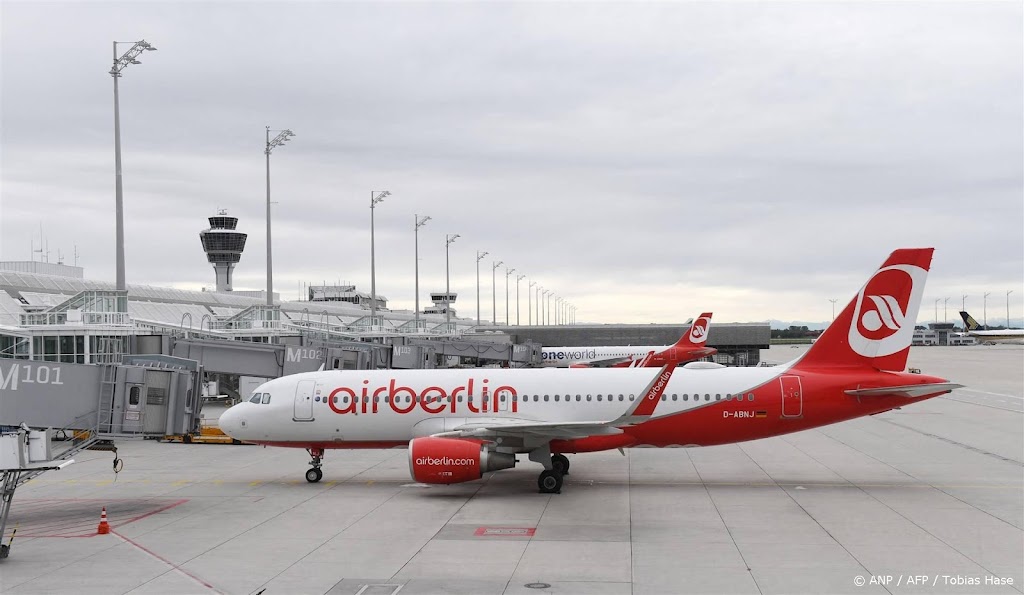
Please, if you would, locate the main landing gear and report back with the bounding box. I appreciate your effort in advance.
[538,469,563,494]
[305,448,324,483]
[532,452,573,493]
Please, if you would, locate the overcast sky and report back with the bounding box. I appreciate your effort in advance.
[1,1,1021,326]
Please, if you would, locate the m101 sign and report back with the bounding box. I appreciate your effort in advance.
[0,360,101,429]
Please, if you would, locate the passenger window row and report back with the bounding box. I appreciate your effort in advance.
[327,392,756,405]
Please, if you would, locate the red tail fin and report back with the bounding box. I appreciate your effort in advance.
[794,249,933,372]
[674,312,713,347]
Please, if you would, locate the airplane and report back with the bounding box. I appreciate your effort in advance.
[959,311,1024,344]
[219,248,960,494]
[541,313,717,368]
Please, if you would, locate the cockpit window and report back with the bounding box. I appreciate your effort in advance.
[261,393,271,404]
[249,393,262,404]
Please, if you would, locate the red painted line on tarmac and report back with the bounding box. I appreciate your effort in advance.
[112,530,225,595]
[113,499,188,527]
[10,498,190,538]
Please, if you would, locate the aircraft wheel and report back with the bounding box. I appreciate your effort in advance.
[538,469,563,494]
[551,453,570,475]
[305,468,323,483]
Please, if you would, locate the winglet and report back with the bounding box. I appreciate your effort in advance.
[612,365,674,425]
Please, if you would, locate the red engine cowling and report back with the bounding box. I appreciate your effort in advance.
[408,437,516,484]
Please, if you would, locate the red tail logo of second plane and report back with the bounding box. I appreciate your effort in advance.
[689,316,710,343]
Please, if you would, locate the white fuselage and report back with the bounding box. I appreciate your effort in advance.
[219,365,790,445]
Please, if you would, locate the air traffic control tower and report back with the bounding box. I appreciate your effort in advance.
[199,211,247,292]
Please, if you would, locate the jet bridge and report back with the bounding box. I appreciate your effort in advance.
[0,357,202,438]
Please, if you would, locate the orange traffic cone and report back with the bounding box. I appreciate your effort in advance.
[97,507,110,534]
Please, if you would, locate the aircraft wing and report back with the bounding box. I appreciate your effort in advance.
[434,419,624,440]
[432,365,676,441]
[577,356,634,368]
[845,383,963,399]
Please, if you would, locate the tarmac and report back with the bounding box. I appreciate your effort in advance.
[1,344,1021,595]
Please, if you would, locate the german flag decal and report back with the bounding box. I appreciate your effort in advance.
[755,411,767,418]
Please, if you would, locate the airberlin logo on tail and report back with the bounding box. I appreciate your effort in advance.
[689,317,710,344]
[848,264,927,358]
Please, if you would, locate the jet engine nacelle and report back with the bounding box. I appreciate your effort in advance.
[408,437,517,484]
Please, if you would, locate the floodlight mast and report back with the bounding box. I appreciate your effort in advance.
[445,234,460,326]
[369,190,390,323]
[492,261,503,325]
[110,39,156,291]
[265,127,295,305]
[476,251,488,326]
[414,215,431,324]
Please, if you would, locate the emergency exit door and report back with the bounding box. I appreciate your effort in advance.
[293,380,315,421]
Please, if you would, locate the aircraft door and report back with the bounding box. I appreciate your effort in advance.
[142,370,171,434]
[293,380,315,421]
[780,375,803,418]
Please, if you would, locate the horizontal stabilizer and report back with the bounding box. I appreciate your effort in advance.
[845,383,963,399]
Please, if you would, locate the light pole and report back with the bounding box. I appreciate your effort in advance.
[1008,290,1015,328]
[543,290,551,325]
[540,289,546,325]
[829,298,838,321]
[516,274,525,325]
[110,39,157,291]
[962,295,968,317]
[475,251,488,326]
[983,292,991,329]
[528,280,536,325]
[414,214,431,324]
[445,234,459,326]
[369,190,390,322]
[264,127,295,305]
[934,298,940,324]
[505,267,515,325]
[944,297,950,322]
[491,261,503,325]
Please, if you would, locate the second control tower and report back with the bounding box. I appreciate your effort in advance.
[200,211,247,292]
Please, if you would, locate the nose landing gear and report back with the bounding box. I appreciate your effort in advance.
[305,447,324,483]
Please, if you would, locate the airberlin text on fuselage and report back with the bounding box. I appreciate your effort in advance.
[327,378,518,415]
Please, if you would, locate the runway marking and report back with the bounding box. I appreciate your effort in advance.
[955,388,1024,400]
[112,529,224,594]
[878,418,1024,466]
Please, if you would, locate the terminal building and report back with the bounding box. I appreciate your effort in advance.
[1,213,769,381]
